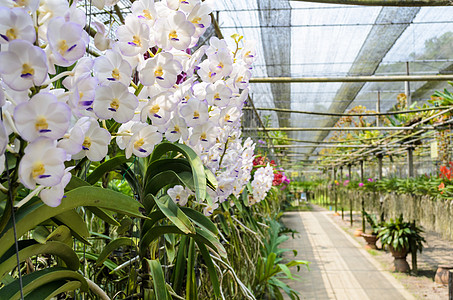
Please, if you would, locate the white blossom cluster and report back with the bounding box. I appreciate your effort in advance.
[250,163,274,205]
[0,0,258,213]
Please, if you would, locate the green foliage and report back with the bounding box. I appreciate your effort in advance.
[378,215,425,253]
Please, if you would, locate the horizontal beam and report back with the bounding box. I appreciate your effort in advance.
[244,126,436,131]
[270,144,371,148]
[243,106,449,117]
[249,74,453,83]
[290,0,452,6]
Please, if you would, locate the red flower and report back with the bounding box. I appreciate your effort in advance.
[272,171,283,186]
[438,182,445,194]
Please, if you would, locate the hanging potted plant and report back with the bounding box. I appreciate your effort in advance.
[361,211,380,250]
[378,215,425,273]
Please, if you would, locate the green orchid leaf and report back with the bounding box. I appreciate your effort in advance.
[96,237,136,267]
[146,259,169,300]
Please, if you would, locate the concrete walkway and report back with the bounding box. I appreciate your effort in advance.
[282,208,415,300]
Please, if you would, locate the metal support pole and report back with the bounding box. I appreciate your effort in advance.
[411,221,418,275]
[340,166,344,219]
[405,62,412,107]
[360,161,365,232]
[377,154,383,180]
[348,164,353,226]
[376,90,381,127]
[360,160,364,182]
[408,147,414,178]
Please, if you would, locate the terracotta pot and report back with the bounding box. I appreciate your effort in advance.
[389,245,410,273]
[361,233,378,250]
[434,265,453,285]
[354,229,363,237]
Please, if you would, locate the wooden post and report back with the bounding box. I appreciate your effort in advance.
[408,147,414,178]
[405,61,412,107]
[449,270,453,300]
[360,160,365,232]
[377,154,383,180]
[349,164,353,227]
[411,220,418,275]
[376,90,381,127]
[340,166,344,219]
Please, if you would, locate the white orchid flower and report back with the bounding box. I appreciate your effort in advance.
[72,118,111,161]
[14,92,71,142]
[116,14,151,56]
[165,0,199,13]
[19,137,66,189]
[219,105,241,128]
[205,36,229,57]
[161,114,189,142]
[187,3,212,38]
[189,122,218,148]
[37,0,70,38]
[116,121,138,150]
[167,184,189,206]
[139,52,183,88]
[203,202,218,216]
[39,167,72,207]
[0,7,36,44]
[57,116,91,156]
[94,50,132,86]
[62,57,93,90]
[179,97,208,127]
[47,17,89,67]
[206,81,232,108]
[94,82,139,123]
[0,40,48,91]
[154,11,195,51]
[92,21,113,51]
[0,120,7,155]
[131,0,158,25]
[140,92,177,125]
[125,124,162,158]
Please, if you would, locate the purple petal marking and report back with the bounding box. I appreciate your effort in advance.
[248,54,254,58]
[210,72,216,77]
[20,73,33,78]
[107,77,116,81]
[170,130,177,134]
[193,116,199,119]
[80,100,93,106]
[128,42,137,46]
[227,120,233,123]
[201,138,207,142]
[217,65,223,69]
[62,195,67,198]
[82,146,89,150]
[198,24,205,28]
[108,108,117,112]
[139,148,147,153]
[194,66,200,70]
[215,97,221,101]
[39,129,52,133]
[171,38,179,41]
[181,0,189,3]
[86,107,93,112]
[67,44,77,52]
[38,174,51,179]
[241,81,247,84]
[153,114,162,119]
[138,15,145,19]
[0,34,8,41]
[156,76,164,80]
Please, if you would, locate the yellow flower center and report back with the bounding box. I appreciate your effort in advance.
[173,125,180,132]
[224,114,231,122]
[79,92,84,99]
[169,30,178,40]
[214,93,220,100]
[110,98,120,110]
[132,35,141,47]
[151,104,160,114]
[193,111,200,119]
[236,76,243,83]
[21,63,34,77]
[82,137,91,150]
[6,28,17,40]
[176,195,181,201]
[191,17,201,25]
[57,40,69,55]
[200,132,207,140]
[32,162,45,179]
[134,138,145,149]
[218,62,224,69]
[111,68,120,80]
[14,0,27,7]
[35,116,49,131]
[143,9,152,20]
[154,67,163,78]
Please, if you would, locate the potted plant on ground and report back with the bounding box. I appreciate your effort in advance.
[378,215,425,273]
[361,211,380,250]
